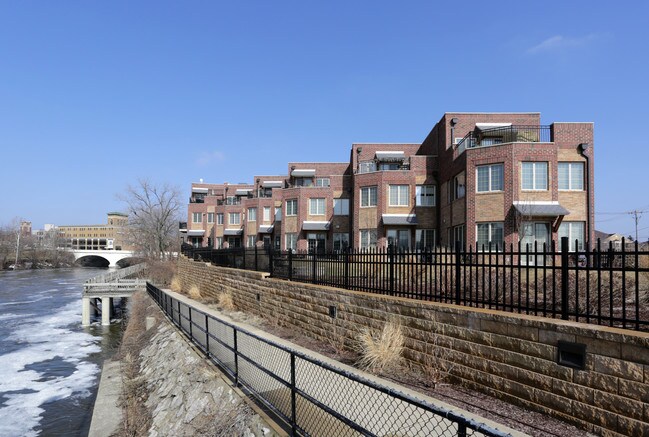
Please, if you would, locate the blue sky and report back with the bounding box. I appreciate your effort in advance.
[1,1,648,240]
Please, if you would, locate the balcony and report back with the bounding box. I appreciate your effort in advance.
[357,158,411,174]
[189,195,205,203]
[217,198,242,206]
[456,125,552,155]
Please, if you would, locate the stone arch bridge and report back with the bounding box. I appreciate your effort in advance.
[70,249,138,267]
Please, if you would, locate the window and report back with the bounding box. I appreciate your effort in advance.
[558,222,585,251]
[476,222,504,251]
[274,236,280,250]
[286,233,297,251]
[309,198,325,215]
[358,161,377,173]
[217,213,224,225]
[333,198,349,215]
[476,164,504,192]
[275,207,281,220]
[452,174,465,200]
[449,225,465,249]
[247,235,256,248]
[333,233,349,251]
[315,178,330,187]
[558,162,584,190]
[216,237,223,249]
[416,185,436,206]
[360,186,377,207]
[389,185,409,206]
[294,177,313,187]
[360,229,377,249]
[387,229,410,250]
[192,212,202,223]
[415,229,435,250]
[247,208,257,221]
[207,213,215,224]
[379,163,399,171]
[286,199,297,216]
[229,213,240,225]
[522,162,548,190]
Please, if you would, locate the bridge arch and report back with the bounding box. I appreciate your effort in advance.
[69,249,137,267]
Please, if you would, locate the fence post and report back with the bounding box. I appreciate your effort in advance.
[289,249,293,281]
[312,251,317,284]
[205,313,210,354]
[269,247,274,276]
[243,247,247,270]
[344,248,349,290]
[290,353,297,436]
[255,245,258,271]
[233,328,239,387]
[455,241,462,305]
[389,245,395,295]
[561,237,569,320]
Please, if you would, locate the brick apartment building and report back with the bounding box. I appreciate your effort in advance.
[184,112,594,258]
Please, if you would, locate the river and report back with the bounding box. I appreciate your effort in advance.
[0,268,125,437]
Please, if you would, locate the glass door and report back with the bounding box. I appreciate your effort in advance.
[520,222,550,265]
[307,233,326,254]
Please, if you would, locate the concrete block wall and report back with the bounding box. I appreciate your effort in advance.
[178,256,649,436]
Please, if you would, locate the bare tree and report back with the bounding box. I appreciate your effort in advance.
[119,179,183,260]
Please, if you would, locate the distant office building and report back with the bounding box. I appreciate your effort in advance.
[58,212,131,250]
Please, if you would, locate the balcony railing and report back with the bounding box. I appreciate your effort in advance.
[456,125,552,154]
[357,158,411,174]
[189,196,205,203]
[217,198,242,206]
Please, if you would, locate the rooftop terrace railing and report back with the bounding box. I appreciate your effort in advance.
[456,125,552,154]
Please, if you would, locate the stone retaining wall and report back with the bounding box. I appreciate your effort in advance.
[178,256,649,436]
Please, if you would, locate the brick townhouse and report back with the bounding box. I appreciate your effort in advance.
[184,112,594,257]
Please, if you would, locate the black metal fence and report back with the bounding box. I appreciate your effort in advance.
[182,238,649,332]
[147,283,511,437]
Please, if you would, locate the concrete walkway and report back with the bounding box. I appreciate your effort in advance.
[89,359,123,437]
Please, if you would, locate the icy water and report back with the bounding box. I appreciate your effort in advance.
[0,268,125,437]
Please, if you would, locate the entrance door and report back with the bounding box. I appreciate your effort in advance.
[227,237,242,248]
[387,229,410,250]
[307,233,326,254]
[520,222,550,265]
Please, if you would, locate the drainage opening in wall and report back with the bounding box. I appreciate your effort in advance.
[557,341,587,370]
[329,305,337,319]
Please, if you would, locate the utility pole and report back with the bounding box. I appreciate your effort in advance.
[14,226,21,268]
[629,210,643,242]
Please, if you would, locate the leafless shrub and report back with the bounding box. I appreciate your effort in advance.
[356,320,404,374]
[218,292,236,311]
[170,276,183,293]
[146,260,176,287]
[188,284,202,300]
[417,334,455,389]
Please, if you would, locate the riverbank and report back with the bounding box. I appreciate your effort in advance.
[99,290,280,436]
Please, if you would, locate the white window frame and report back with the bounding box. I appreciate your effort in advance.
[315,178,330,187]
[558,162,584,191]
[247,235,256,248]
[285,233,297,251]
[476,222,504,251]
[207,212,215,223]
[286,199,298,216]
[247,207,257,222]
[521,162,548,191]
[333,198,350,215]
[309,198,325,215]
[216,213,224,225]
[415,185,436,207]
[229,212,241,225]
[216,237,223,249]
[192,212,202,224]
[360,186,377,207]
[389,185,410,207]
[476,164,504,193]
[263,206,271,222]
[558,221,585,251]
[360,229,377,249]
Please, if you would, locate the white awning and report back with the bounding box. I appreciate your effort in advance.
[191,187,209,194]
[382,214,418,226]
[302,221,330,231]
[475,123,512,131]
[291,169,316,177]
[375,151,405,161]
[235,189,252,196]
[187,230,205,236]
[262,181,283,188]
[258,225,274,234]
[513,202,570,217]
[223,229,243,236]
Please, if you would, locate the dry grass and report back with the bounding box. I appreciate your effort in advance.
[170,275,183,293]
[355,320,404,374]
[218,292,236,311]
[188,284,202,300]
[144,260,176,287]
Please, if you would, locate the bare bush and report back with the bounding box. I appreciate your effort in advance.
[170,276,183,293]
[356,320,404,374]
[218,292,236,311]
[188,284,202,300]
[146,260,176,287]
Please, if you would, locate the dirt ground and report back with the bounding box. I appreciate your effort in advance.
[213,306,593,437]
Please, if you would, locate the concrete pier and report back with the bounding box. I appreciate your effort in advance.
[101,297,112,325]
